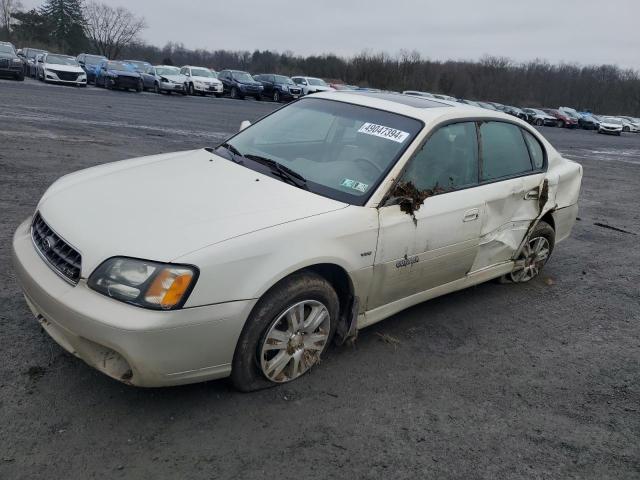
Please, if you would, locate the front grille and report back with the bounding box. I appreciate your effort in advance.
[290,88,301,94]
[31,213,82,285]
[117,76,138,88]
[50,70,79,81]
[0,59,9,69]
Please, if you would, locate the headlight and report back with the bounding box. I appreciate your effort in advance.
[12,58,22,63]
[88,257,198,310]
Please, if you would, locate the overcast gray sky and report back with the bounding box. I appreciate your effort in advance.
[25,0,640,69]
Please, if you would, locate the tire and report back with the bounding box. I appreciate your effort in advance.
[15,71,24,81]
[556,120,563,128]
[504,220,555,284]
[254,94,262,101]
[214,93,222,98]
[181,85,188,96]
[136,80,143,93]
[231,271,339,392]
[153,82,160,94]
[273,90,280,102]
[188,83,194,95]
[535,118,543,126]
[230,86,238,99]
[623,126,630,133]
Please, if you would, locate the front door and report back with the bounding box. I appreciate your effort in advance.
[368,121,483,310]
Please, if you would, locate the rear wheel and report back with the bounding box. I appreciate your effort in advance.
[507,221,555,283]
[231,272,339,392]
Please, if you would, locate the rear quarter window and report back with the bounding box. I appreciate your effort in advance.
[522,130,545,170]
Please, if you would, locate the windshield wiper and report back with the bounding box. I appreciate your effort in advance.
[243,154,308,190]
[217,142,244,164]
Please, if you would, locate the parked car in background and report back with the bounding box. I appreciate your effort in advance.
[218,69,264,100]
[477,102,498,111]
[458,99,482,107]
[37,53,86,86]
[403,90,435,98]
[96,60,143,92]
[20,48,47,77]
[542,109,577,128]
[486,102,506,111]
[124,60,158,91]
[522,108,558,126]
[181,65,224,96]
[254,74,302,102]
[0,42,24,81]
[76,53,107,84]
[153,65,187,95]
[329,83,357,91]
[12,91,582,390]
[618,117,640,133]
[598,117,623,136]
[291,76,334,95]
[576,113,599,130]
[432,93,457,101]
[503,106,528,120]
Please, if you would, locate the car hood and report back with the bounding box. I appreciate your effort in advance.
[37,149,347,274]
[109,69,139,78]
[45,63,83,73]
[161,74,186,82]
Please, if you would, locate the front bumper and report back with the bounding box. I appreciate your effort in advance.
[160,81,185,92]
[12,218,256,387]
[599,126,622,135]
[193,83,222,93]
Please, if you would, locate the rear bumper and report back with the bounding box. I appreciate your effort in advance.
[552,204,579,244]
[12,218,256,387]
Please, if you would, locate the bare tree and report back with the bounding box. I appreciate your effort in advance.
[0,0,23,33]
[83,1,146,59]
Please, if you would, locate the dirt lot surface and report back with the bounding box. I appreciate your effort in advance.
[1,79,639,479]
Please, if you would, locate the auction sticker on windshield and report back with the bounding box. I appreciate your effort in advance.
[341,178,369,193]
[358,123,410,143]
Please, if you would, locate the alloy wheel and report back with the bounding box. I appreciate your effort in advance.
[510,236,550,283]
[259,300,331,383]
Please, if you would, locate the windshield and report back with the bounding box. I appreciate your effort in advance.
[27,49,46,59]
[85,55,105,66]
[191,68,214,77]
[603,117,622,125]
[156,66,180,75]
[220,98,422,205]
[126,61,152,73]
[232,72,254,83]
[0,45,15,54]
[107,61,133,72]
[274,75,294,84]
[46,55,78,66]
[308,78,327,86]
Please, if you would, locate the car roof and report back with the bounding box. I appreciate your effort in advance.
[312,90,523,124]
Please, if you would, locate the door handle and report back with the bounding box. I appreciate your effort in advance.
[524,189,539,200]
[463,208,479,222]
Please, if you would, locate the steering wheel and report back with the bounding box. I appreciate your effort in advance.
[354,157,383,175]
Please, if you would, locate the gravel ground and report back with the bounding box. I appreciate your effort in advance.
[1,78,639,480]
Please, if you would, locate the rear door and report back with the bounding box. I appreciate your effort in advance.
[369,121,483,309]
[469,121,546,272]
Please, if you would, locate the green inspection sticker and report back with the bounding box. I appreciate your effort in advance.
[341,178,369,193]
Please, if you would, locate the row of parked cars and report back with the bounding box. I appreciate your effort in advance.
[403,90,640,136]
[1,43,341,103]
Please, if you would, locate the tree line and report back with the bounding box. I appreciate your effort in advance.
[2,1,639,116]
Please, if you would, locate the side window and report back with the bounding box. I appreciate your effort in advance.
[179,67,186,75]
[401,122,478,193]
[522,130,545,170]
[479,121,533,181]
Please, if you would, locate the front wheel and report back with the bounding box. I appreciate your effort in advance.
[507,220,555,283]
[136,80,143,92]
[188,83,195,95]
[556,120,563,128]
[153,82,160,94]
[231,272,339,392]
[535,118,543,126]
[230,86,238,99]
[273,90,280,102]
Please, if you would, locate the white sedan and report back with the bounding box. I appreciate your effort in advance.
[37,53,87,86]
[13,92,582,390]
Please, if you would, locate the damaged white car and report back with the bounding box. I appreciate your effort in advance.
[12,92,582,391]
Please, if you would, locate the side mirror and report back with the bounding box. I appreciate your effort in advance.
[185,72,190,76]
[239,120,251,131]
